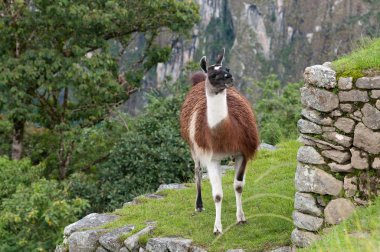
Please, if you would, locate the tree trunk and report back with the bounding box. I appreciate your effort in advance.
[11,119,25,160]
[58,139,74,180]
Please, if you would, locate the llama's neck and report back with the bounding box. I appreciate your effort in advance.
[205,79,228,128]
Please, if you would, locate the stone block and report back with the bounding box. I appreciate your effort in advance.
[294,192,322,216]
[350,148,369,170]
[291,229,319,248]
[330,110,342,117]
[372,157,380,169]
[295,163,343,196]
[322,132,352,147]
[297,146,325,164]
[338,90,369,102]
[361,103,380,130]
[353,123,380,154]
[355,76,380,89]
[334,117,355,133]
[301,108,333,125]
[344,176,358,197]
[328,163,353,173]
[146,237,192,252]
[340,103,353,112]
[300,134,345,151]
[64,213,119,237]
[321,150,350,163]
[338,77,353,90]
[297,119,322,134]
[293,211,323,231]
[301,86,339,112]
[99,225,135,252]
[303,65,336,89]
[68,230,106,252]
[371,90,380,99]
[324,198,356,225]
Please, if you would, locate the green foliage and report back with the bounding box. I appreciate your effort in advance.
[0,157,43,204]
[69,84,193,212]
[255,75,302,145]
[0,117,11,156]
[0,0,200,177]
[333,37,380,79]
[0,179,89,252]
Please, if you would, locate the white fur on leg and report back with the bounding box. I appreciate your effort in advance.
[234,156,246,223]
[207,161,223,234]
[234,179,246,223]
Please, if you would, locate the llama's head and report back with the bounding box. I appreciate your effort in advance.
[200,48,233,92]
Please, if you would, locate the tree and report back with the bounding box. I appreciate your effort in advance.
[0,0,200,176]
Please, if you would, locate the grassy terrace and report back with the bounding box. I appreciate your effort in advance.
[332,38,380,79]
[103,141,300,251]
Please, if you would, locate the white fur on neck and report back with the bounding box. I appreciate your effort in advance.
[206,82,228,128]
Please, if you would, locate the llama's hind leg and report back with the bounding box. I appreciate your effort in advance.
[194,159,204,212]
[234,155,247,224]
[207,161,223,234]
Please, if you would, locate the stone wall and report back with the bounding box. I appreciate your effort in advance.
[291,64,380,247]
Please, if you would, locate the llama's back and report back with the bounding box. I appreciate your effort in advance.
[180,81,259,160]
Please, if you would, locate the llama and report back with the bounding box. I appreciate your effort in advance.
[180,49,259,234]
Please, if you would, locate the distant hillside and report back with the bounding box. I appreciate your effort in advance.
[123,0,380,114]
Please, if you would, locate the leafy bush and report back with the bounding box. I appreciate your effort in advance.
[69,85,193,212]
[0,117,11,156]
[255,75,302,144]
[0,179,89,252]
[0,157,43,204]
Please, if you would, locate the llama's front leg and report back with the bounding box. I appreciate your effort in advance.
[207,161,223,234]
[194,160,204,212]
[234,155,247,224]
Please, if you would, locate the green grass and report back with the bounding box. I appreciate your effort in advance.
[332,37,380,79]
[303,197,380,252]
[103,141,300,251]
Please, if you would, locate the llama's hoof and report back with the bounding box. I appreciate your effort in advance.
[213,230,222,235]
[237,220,247,225]
[195,207,205,212]
[213,225,222,235]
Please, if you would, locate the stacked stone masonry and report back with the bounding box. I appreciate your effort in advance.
[293,64,380,247]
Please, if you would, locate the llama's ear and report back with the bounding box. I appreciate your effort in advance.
[200,56,207,73]
[216,48,225,65]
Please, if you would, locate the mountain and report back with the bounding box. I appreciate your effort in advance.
[123,0,380,114]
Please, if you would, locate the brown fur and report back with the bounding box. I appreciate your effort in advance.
[190,71,206,86]
[180,79,259,161]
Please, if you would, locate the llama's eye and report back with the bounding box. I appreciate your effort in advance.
[210,73,217,79]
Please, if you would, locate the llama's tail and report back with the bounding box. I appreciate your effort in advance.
[190,71,206,86]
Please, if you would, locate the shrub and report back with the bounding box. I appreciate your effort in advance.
[70,86,194,212]
[255,75,302,145]
[0,157,43,204]
[0,179,89,252]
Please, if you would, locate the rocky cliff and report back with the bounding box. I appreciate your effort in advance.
[123,0,380,114]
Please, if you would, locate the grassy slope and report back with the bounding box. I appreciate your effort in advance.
[303,197,380,252]
[332,37,380,79]
[103,141,300,252]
